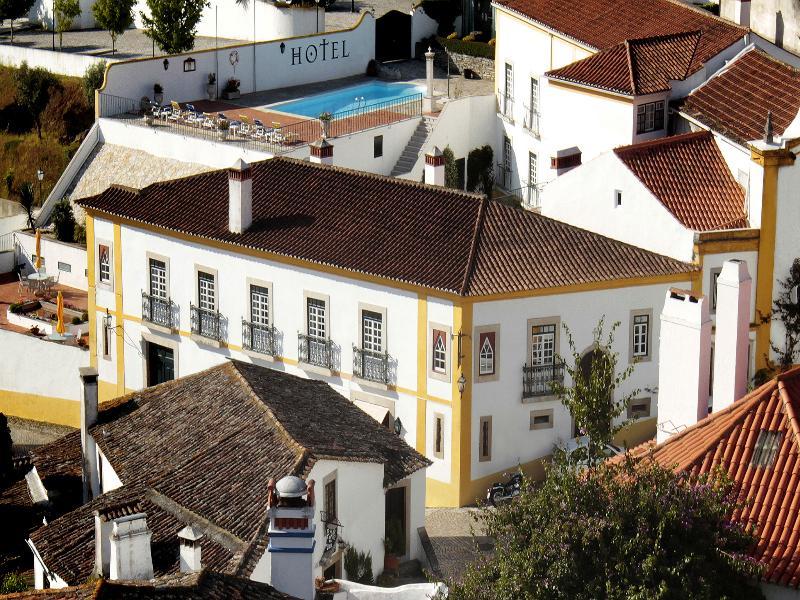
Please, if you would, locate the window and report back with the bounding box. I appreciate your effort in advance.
[149,259,167,299]
[362,310,383,352]
[57,261,71,273]
[627,397,651,419]
[529,77,538,112]
[632,314,649,357]
[751,430,783,468]
[324,478,337,520]
[374,135,383,158]
[433,413,444,459]
[528,152,537,187]
[102,319,112,359]
[478,332,495,376]
[530,409,553,430]
[636,100,665,134]
[711,267,722,312]
[614,189,623,208]
[500,136,512,188]
[98,244,111,283]
[530,324,556,366]
[479,416,492,462]
[307,297,326,339]
[250,284,270,326]
[504,63,513,99]
[197,271,215,310]
[432,329,447,373]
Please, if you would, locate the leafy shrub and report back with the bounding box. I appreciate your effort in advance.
[366,59,378,77]
[437,36,495,59]
[82,60,106,109]
[0,572,27,594]
[467,145,494,194]
[699,1,719,14]
[344,546,374,585]
[443,146,459,189]
[447,31,458,39]
[51,198,76,242]
[71,315,81,325]
[421,0,461,35]
[74,222,86,244]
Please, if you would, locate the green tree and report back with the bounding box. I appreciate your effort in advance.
[81,60,106,109]
[466,145,493,195]
[0,0,35,43]
[765,258,800,375]
[140,0,209,55]
[13,62,58,140]
[551,318,638,466]
[92,0,134,55]
[443,146,459,189]
[54,0,81,49]
[16,182,36,229]
[0,413,13,484]
[443,457,764,600]
[51,197,76,242]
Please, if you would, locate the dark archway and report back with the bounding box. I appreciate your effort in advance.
[375,11,411,62]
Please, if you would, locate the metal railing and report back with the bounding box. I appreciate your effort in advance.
[522,361,565,398]
[298,333,333,369]
[242,320,277,356]
[329,93,422,136]
[352,346,390,385]
[190,303,223,341]
[497,92,514,120]
[523,104,540,137]
[0,231,14,253]
[495,183,542,209]
[98,92,144,118]
[141,291,175,329]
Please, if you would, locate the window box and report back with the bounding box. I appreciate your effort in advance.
[298,332,333,370]
[522,360,565,399]
[242,319,277,358]
[190,303,223,346]
[353,346,390,387]
[141,290,176,332]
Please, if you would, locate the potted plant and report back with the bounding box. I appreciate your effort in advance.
[153,83,164,104]
[222,78,240,100]
[382,519,403,575]
[318,112,332,138]
[218,118,230,140]
[207,73,216,100]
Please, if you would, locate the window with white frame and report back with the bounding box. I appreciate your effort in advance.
[362,310,383,352]
[632,314,650,358]
[614,190,623,208]
[307,297,326,339]
[479,332,495,376]
[636,101,665,134]
[432,329,447,373]
[197,271,215,310]
[504,63,513,99]
[149,259,167,298]
[98,244,111,283]
[250,284,270,326]
[530,324,556,366]
[530,77,538,112]
[102,319,112,359]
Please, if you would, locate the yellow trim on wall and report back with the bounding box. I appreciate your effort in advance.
[464,456,548,506]
[416,296,428,455]
[86,215,98,370]
[0,391,80,428]
[113,224,125,396]
[696,238,760,255]
[453,302,474,506]
[425,477,460,508]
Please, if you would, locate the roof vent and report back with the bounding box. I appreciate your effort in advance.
[228,159,252,234]
[178,525,204,573]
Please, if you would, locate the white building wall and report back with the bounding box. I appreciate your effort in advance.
[0,43,111,78]
[470,280,689,481]
[15,232,88,290]
[98,446,123,493]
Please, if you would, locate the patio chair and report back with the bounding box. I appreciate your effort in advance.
[228,120,242,137]
[253,119,270,141]
[17,272,27,295]
[202,113,216,129]
[238,115,253,137]
[168,101,183,122]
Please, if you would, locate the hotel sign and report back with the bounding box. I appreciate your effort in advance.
[280,38,351,66]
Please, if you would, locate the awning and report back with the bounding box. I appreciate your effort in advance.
[353,400,392,428]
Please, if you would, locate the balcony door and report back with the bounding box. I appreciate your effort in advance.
[530,324,555,367]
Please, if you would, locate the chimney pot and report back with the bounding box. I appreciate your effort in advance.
[310,138,334,165]
[424,146,445,186]
[109,513,154,581]
[178,525,204,573]
[79,367,100,502]
[228,159,253,234]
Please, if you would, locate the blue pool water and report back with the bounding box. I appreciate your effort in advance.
[269,81,424,118]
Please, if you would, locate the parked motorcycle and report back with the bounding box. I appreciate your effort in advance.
[486,472,522,506]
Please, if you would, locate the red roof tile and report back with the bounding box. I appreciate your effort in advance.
[629,366,800,588]
[494,0,744,72]
[682,47,800,146]
[613,131,748,231]
[77,158,695,296]
[547,31,703,95]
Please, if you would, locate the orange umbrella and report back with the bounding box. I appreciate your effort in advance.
[34,228,41,271]
[55,290,65,335]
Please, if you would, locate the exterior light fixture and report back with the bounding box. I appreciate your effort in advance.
[458,373,466,396]
[163,58,170,71]
[393,416,402,435]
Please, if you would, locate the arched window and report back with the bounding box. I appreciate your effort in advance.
[479,334,495,375]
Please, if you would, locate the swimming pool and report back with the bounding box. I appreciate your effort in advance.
[269,81,424,118]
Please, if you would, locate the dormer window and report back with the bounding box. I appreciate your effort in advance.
[636,101,665,134]
[751,430,782,468]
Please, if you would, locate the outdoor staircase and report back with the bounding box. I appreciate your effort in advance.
[390,116,436,177]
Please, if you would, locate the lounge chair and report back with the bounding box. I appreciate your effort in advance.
[202,113,216,129]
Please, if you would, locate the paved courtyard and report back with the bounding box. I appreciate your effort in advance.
[423,507,494,582]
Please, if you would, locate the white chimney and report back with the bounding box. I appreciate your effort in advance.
[79,367,100,502]
[656,289,712,444]
[178,525,203,573]
[712,260,752,412]
[228,159,252,234]
[309,138,334,165]
[109,513,154,581]
[424,146,445,186]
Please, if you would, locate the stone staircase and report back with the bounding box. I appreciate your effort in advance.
[390,116,437,177]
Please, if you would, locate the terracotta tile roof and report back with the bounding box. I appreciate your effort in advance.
[0,570,293,599]
[29,361,430,584]
[547,31,702,95]
[493,0,744,69]
[682,47,800,146]
[628,367,800,588]
[613,131,748,231]
[77,158,695,296]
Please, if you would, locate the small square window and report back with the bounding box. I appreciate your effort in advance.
[374,135,383,158]
[57,261,71,273]
[614,190,622,207]
[627,397,651,419]
[530,409,553,430]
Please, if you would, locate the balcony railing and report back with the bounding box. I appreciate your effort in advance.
[352,346,390,385]
[141,291,175,330]
[497,92,514,121]
[242,320,277,356]
[496,163,512,190]
[523,105,540,137]
[298,333,333,369]
[522,361,565,398]
[190,303,223,341]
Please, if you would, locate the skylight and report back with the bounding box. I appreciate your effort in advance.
[750,430,783,468]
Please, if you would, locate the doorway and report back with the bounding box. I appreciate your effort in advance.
[385,486,407,559]
[146,342,174,386]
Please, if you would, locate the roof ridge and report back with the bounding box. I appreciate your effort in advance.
[777,379,800,450]
[614,130,711,156]
[662,0,748,29]
[626,28,703,45]
[624,40,637,95]
[460,196,488,295]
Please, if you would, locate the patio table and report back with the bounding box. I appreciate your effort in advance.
[26,272,52,293]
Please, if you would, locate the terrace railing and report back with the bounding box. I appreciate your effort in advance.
[98,93,144,118]
[141,291,176,330]
[522,361,565,398]
[329,93,422,137]
[352,346,390,385]
[190,303,223,341]
[242,319,277,356]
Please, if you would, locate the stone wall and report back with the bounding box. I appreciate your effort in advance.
[435,50,494,81]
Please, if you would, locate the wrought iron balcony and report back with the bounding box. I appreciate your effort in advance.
[525,184,541,210]
[523,105,540,137]
[141,291,175,329]
[190,303,223,341]
[298,333,333,369]
[497,92,514,121]
[353,346,390,385]
[522,361,565,398]
[242,320,277,356]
